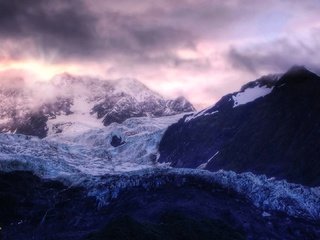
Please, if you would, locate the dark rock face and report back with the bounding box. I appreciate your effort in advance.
[110,135,125,147]
[0,97,73,138]
[166,96,195,113]
[14,114,49,138]
[92,93,195,126]
[1,171,320,240]
[159,66,320,186]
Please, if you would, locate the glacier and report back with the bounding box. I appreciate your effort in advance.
[1,122,320,222]
[0,114,186,177]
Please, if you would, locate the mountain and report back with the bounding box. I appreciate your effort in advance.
[0,73,195,138]
[159,66,320,186]
[1,67,320,239]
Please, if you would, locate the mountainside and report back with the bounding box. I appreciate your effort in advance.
[159,66,320,186]
[0,73,195,138]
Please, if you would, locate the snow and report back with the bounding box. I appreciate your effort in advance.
[47,96,103,137]
[232,86,273,108]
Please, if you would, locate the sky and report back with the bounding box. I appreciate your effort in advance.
[0,0,320,109]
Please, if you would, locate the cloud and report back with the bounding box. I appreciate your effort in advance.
[0,0,274,64]
[0,0,98,60]
[228,28,320,75]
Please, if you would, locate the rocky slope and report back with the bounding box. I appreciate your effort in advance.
[159,66,320,186]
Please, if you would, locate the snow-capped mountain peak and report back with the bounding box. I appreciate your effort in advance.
[0,73,195,138]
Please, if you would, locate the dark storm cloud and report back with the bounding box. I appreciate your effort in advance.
[0,0,98,59]
[0,0,268,65]
[0,0,198,64]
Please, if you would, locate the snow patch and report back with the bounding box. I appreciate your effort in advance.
[232,86,273,108]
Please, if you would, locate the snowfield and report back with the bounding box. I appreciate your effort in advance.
[232,85,273,108]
